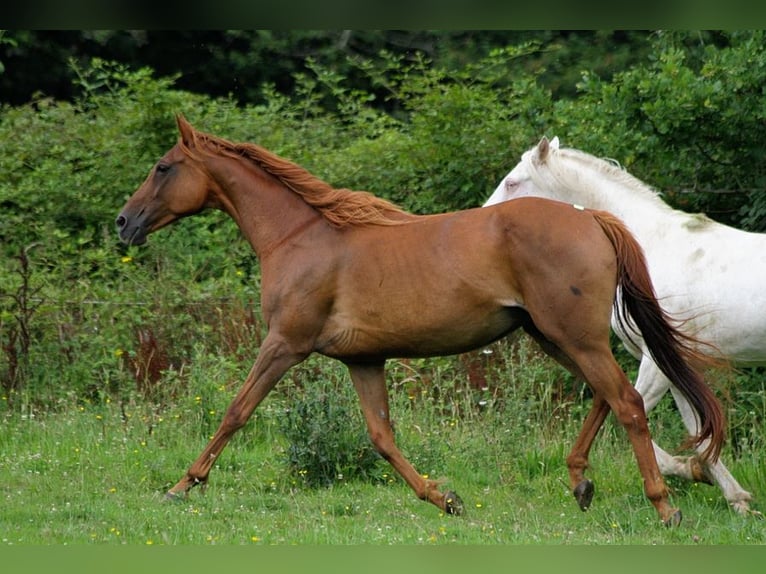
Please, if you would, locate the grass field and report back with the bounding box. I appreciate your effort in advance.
[2,348,764,546]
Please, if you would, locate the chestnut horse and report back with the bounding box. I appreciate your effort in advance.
[116,116,724,526]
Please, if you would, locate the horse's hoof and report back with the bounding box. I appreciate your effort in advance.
[164,490,185,502]
[663,509,682,527]
[573,480,594,511]
[444,491,464,516]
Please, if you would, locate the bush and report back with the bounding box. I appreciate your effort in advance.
[278,359,386,487]
[552,30,766,230]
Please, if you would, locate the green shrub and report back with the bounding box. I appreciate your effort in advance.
[553,30,766,230]
[278,358,387,487]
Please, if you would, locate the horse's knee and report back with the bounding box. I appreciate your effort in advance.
[688,455,714,484]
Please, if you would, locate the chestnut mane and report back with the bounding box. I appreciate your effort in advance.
[179,124,414,227]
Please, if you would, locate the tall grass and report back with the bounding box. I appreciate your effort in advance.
[1,336,764,545]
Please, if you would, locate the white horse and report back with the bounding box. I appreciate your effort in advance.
[485,136,764,516]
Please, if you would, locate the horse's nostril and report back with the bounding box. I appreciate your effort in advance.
[116,215,126,229]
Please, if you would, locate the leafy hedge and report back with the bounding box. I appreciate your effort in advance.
[1,31,765,416]
[551,30,766,228]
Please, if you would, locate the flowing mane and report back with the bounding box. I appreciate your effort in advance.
[542,146,671,207]
[180,124,414,227]
[542,147,718,230]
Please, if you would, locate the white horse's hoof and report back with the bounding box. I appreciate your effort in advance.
[731,500,762,518]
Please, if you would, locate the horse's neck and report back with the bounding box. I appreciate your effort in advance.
[546,156,675,226]
[209,156,323,259]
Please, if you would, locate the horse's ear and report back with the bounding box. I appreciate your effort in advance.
[176,114,195,146]
[535,136,550,162]
[550,136,560,150]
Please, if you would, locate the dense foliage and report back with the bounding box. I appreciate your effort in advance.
[0,31,657,106]
[1,31,765,485]
[552,30,766,229]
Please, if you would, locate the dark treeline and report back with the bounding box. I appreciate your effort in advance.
[0,30,702,106]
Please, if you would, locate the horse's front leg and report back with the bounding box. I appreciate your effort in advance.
[667,385,757,516]
[346,361,464,515]
[637,361,757,516]
[166,336,306,499]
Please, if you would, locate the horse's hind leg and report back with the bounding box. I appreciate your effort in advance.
[346,361,464,515]
[633,359,707,481]
[524,324,610,512]
[637,360,756,516]
[667,385,757,516]
[571,349,681,526]
[527,322,679,523]
[566,394,610,511]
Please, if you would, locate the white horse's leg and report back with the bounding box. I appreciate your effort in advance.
[638,353,757,516]
[633,357,693,479]
[634,355,670,411]
[668,385,756,515]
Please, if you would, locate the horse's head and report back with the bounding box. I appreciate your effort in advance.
[116,115,213,245]
[483,136,560,207]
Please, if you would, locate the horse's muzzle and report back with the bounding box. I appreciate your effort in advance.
[115,213,148,246]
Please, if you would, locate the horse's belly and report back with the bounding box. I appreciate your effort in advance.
[316,306,526,360]
[612,284,766,366]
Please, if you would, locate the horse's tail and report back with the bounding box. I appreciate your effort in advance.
[591,209,725,462]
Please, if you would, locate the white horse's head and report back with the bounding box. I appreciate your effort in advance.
[483,136,561,206]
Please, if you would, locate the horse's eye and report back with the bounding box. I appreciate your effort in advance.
[156,163,170,174]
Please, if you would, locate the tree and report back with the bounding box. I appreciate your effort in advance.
[552,30,766,230]
[1,30,654,107]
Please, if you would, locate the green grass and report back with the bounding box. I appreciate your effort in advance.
[1,372,764,546]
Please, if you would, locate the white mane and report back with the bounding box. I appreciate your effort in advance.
[523,144,719,231]
[540,146,668,207]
